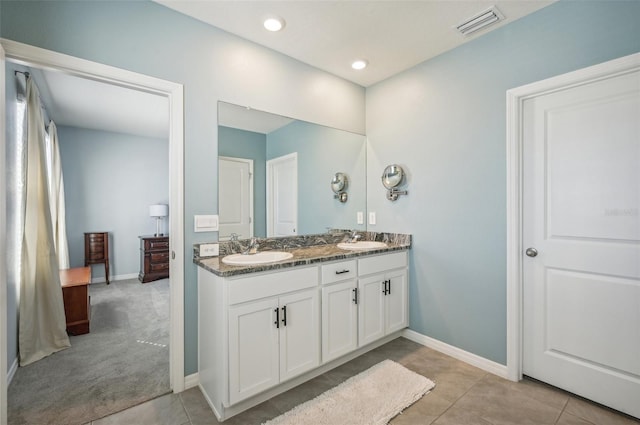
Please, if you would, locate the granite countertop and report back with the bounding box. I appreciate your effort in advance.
[195,238,410,277]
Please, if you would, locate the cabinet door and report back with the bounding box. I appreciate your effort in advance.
[322,280,358,363]
[385,269,408,334]
[358,275,386,347]
[279,289,320,382]
[228,298,280,404]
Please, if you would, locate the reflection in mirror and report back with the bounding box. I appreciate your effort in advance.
[218,102,366,240]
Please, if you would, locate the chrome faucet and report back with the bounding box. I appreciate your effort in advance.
[347,231,362,243]
[242,237,259,255]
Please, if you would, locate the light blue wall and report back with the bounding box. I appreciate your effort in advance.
[267,120,366,234]
[218,126,267,237]
[0,0,365,375]
[58,126,169,279]
[366,0,640,364]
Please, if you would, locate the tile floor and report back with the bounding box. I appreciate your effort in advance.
[87,338,640,425]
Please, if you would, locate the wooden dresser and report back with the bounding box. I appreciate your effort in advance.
[139,235,170,283]
[84,232,110,284]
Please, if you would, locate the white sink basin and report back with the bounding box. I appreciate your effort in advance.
[337,241,388,250]
[222,251,293,266]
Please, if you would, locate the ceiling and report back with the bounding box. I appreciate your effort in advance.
[31,67,169,139]
[155,0,555,87]
[26,0,555,138]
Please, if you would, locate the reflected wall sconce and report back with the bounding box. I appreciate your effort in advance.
[381,164,408,201]
[331,172,348,203]
[149,204,169,236]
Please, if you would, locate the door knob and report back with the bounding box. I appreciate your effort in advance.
[525,247,538,257]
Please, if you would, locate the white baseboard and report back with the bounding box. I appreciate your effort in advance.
[7,357,18,385]
[184,373,199,390]
[91,273,138,284]
[402,329,509,379]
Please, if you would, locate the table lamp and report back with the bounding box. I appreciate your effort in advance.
[149,204,169,236]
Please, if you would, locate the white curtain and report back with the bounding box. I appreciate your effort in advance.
[19,77,70,366]
[47,121,70,269]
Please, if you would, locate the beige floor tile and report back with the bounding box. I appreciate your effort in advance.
[92,393,190,425]
[180,387,219,425]
[432,404,495,425]
[266,374,337,413]
[322,353,383,385]
[405,354,486,403]
[564,397,640,425]
[450,374,563,425]
[556,412,595,425]
[483,374,569,410]
[220,400,283,425]
[390,392,453,425]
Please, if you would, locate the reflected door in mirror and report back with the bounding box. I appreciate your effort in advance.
[219,156,254,240]
[267,153,297,237]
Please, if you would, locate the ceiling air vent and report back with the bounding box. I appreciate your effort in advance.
[456,6,505,37]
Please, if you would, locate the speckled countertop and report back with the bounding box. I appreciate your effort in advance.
[194,231,411,277]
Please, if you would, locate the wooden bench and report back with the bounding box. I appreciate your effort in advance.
[59,267,91,335]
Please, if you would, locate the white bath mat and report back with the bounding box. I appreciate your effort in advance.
[262,359,435,425]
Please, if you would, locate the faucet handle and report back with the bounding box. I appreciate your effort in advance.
[229,233,239,241]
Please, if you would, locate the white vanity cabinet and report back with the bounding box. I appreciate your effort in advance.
[198,249,408,421]
[228,287,320,404]
[358,252,408,347]
[321,260,358,363]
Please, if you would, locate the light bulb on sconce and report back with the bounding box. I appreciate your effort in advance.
[149,204,169,236]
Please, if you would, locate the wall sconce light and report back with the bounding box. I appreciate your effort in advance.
[149,204,169,236]
[381,164,408,201]
[331,172,348,203]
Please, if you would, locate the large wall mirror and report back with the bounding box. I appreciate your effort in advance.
[218,101,366,240]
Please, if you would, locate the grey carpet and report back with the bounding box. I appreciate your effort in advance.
[8,278,170,425]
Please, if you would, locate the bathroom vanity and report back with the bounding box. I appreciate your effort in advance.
[195,233,410,421]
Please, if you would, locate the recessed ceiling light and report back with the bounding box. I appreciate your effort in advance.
[351,59,368,70]
[263,16,285,32]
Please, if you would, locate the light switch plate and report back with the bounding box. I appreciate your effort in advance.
[194,214,219,232]
[200,243,219,257]
[369,212,376,225]
[357,211,364,225]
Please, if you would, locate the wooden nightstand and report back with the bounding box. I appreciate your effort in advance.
[84,232,110,285]
[59,267,91,335]
[139,235,170,283]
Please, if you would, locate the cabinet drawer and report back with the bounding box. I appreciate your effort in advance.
[88,234,104,243]
[358,252,407,276]
[149,262,169,272]
[88,246,105,260]
[321,260,357,284]
[150,252,170,263]
[144,239,169,250]
[228,266,319,305]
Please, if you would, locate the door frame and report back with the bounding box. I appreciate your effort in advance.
[505,52,640,382]
[266,152,298,237]
[0,38,186,413]
[218,156,254,240]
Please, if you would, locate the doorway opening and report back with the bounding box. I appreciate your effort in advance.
[1,38,185,423]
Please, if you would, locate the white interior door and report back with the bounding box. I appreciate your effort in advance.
[522,67,640,418]
[266,153,297,237]
[219,156,253,240]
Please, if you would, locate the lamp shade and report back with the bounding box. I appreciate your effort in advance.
[149,204,168,218]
